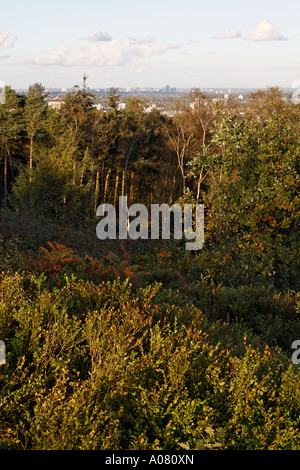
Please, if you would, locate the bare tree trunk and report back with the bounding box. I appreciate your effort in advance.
[164,124,193,197]
[103,168,111,203]
[73,162,76,186]
[121,170,125,196]
[129,171,134,204]
[181,165,185,195]
[94,167,100,214]
[124,135,139,197]
[196,166,208,200]
[196,167,203,200]
[114,169,119,206]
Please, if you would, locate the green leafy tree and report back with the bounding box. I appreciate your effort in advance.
[205,111,300,289]
[24,83,47,182]
[0,87,24,208]
[244,87,287,121]
[60,85,91,186]
[163,102,195,196]
[118,97,167,205]
[107,87,121,110]
[186,89,225,200]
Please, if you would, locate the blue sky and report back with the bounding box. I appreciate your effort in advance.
[0,0,299,90]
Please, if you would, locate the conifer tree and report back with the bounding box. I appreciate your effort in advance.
[24,83,47,182]
[0,86,23,208]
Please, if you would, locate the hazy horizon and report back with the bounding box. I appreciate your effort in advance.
[1,0,299,91]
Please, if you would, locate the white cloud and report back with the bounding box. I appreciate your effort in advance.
[212,21,287,42]
[213,28,242,39]
[81,30,112,42]
[0,32,17,49]
[33,39,180,67]
[245,20,287,41]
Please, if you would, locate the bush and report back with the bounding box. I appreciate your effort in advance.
[1,266,300,450]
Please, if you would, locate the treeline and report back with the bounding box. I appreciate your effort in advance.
[0,81,300,450]
[0,80,299,290]
[0,79,184,219]
[0,81,297,211]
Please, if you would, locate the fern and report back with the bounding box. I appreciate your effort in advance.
[40,242,81,265]
[20,242,83,284]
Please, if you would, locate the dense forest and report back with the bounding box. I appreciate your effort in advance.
[0,79,299,450]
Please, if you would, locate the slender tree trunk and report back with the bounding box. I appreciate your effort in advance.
[80,166,85,185]
[129,171,134,204]
[121,170,125,196]
[179,162,185,195]
[7,146,14,183]
[196,166,208,200]
[114,169,119,206]
[124,135,139,197]
[101,160,105,201]
[197,167,204,200]
[94,166,100,214]
[73,162,76,186]
[103,168,111,203]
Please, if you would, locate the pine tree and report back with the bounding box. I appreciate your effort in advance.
[0,86,23,209]
[24,83,47,182]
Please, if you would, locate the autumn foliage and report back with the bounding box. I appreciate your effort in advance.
[0,85,299,450]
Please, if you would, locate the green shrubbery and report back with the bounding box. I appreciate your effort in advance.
[0,85,299,450]
[0,241,300,450]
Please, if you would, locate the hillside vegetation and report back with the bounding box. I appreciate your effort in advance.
[0,83,299,449]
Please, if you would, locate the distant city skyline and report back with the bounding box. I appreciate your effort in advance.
[0,0,299,91]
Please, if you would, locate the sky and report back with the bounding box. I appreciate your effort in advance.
[0,0,299,91]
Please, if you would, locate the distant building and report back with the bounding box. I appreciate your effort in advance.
[47,99,65,110]
[92,103,103,110]
[165,85,176,93]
